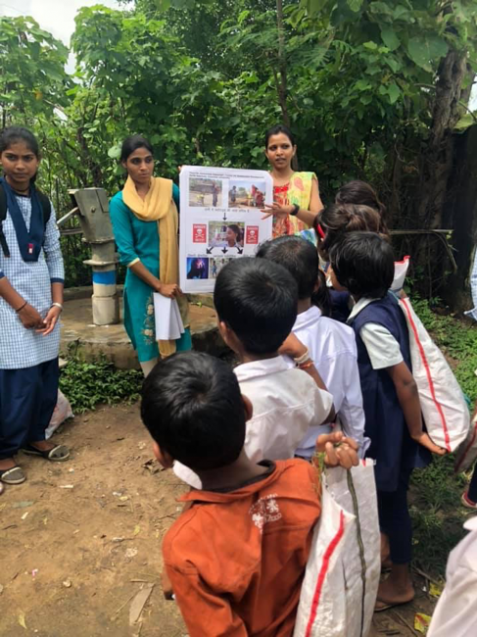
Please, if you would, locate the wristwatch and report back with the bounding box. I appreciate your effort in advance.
[290,204,300,216]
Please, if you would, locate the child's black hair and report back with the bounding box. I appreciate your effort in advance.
[257,236,332,317]
[329,232,394,299]
[120,134,153,163]
[256,235,313,296]
[265,124,296,147]
[141,352,246,471]
[0,126,40,157]
[214,257,298,355]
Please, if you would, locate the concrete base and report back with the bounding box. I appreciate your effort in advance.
[61,288,227,369]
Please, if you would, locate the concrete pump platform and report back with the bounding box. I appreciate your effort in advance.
[60,288,226,369]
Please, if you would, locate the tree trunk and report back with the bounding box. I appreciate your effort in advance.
[416,51,468,230]
[441,124,477,311]
[275,0,291,129]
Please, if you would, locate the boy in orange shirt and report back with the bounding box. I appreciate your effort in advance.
[141,350,358,637]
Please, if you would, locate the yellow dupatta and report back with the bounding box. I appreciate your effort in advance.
[122,175,190,358]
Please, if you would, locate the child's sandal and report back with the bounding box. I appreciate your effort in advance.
[21,444,70,462]
[0,466,26,485]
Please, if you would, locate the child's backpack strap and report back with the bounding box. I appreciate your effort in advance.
[0,184,52,258]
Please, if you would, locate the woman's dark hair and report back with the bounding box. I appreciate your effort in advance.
[335,180,388,230]
[227,224,242,242]
[329,232,394,299]
[0,126,40,157]
[141,352,246,471]
[120,134,153,162]
[265,124,296,148]
[315,203,387,261]
[214,257,298,356]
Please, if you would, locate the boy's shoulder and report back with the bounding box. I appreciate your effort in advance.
[294,307,356,355]
[236,358,323,412]
[235,356,317,390]
[164,459,319,568]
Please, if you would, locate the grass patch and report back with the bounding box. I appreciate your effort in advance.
[409,298,477,576]
[60,357,143,413]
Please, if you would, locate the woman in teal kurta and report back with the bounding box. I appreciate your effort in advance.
[109,135,191,375]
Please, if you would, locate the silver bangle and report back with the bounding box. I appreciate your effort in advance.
[51,302,63,312]
[293,348,310,366]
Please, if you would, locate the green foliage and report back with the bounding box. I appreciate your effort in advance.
[0,16,69,125]
[411,453,470,576]
[59,357,143,413]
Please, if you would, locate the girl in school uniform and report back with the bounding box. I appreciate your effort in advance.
[329,232,444,611]
[0,127,69,486]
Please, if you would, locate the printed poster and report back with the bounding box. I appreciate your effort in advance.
[179,166,274,293]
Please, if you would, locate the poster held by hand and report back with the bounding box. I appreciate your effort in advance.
[179,166,273,293]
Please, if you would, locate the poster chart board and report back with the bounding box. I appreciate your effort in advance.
[179,166,274,293]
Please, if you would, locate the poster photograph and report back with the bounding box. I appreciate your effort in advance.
[179,166,273,293]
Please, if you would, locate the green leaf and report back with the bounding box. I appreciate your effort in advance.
[380,27,400,52]
[454,112,476,131]
[387,82,401,104]
[305,0,328,14]
[363,41,378,50]
[107,145,121,159]
[407,35,448,72]
[385,57,401,73]
[355,79,371,91]
[347,0,363,12]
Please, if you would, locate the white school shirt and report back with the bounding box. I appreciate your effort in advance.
[291,306,369,457]
[347,297,403,370]
[427,516,477,637]
[173,355,333,488]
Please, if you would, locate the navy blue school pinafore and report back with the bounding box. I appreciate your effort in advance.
[349,293,430,493]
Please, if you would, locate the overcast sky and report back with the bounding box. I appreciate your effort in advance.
[0,0,133,72]
[0,0,125,44]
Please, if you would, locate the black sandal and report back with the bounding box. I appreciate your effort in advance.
[21,444,70,462]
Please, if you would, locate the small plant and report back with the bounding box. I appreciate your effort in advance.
[59,357,143,413]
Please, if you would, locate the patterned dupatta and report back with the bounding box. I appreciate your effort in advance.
[272,172,317,244]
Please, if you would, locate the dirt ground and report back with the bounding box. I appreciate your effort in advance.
[0,404,437,637]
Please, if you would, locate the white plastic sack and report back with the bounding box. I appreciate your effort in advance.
[398,297,470,452]
[294,461,380,637]
[454,412,477,473]
[293,479,354,637]
[392,255,410,292]
[45,390,73,439]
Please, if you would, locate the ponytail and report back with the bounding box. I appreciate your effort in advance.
[312,269,332,317]
[316,203,384,260]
